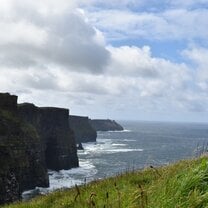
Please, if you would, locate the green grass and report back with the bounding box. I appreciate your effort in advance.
[2,156,208,208]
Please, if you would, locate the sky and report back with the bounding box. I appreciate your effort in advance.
[1,0,208,122]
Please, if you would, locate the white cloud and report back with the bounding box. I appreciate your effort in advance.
[84,8,208,41]
[183,47,208,68]
[0,0,208,121]
[79,0,140,8]
[1,44,193,108]
[0,0,110,72]
[183,47,208,93]
[107,46,160,77]
[0,21,47,46]
[1,43,208,120]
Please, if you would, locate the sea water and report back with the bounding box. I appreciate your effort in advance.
[22,120,208,199]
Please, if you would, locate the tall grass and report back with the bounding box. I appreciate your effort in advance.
[2,156,208,208]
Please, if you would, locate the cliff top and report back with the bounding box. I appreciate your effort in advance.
[90,119,124,131]
[40,107,68,110]
[70,115,89,120]
[0,93,17,112]
[18,103,69,114]
[18,103,36,108]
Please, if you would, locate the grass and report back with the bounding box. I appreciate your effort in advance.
[2,156,208,208]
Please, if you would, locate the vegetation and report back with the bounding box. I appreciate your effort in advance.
[2,156,208,208]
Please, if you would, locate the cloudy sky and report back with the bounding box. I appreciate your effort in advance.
[1,0,208,122]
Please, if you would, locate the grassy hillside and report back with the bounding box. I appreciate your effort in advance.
[2,156,208,208]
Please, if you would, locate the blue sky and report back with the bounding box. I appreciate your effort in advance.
[0,0,208,122]
[85,1,208,56]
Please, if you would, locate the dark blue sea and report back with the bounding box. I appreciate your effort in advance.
[23,121,208,198]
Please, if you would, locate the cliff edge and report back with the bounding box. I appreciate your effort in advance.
[90,119,124,131]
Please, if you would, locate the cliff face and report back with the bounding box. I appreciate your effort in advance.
[69,115,97,143]
[0,93,17,113]
[90,119,124,131]
[0,93,80,205]
[0,93,49,204]
[18,104,79,171]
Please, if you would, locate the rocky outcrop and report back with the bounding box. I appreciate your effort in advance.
[69,115,97,143]
[0,93,49,204]
[18,104,79,171]
[90,119,124,131]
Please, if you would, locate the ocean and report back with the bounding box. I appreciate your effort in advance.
[22,120,208,199]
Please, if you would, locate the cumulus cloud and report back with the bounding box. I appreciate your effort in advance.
[108,46,162,77]
[22,46,193,102]
[1,43,207,120]
[182,47,208,93]
[0,0,110,72]
[1,0,208,121]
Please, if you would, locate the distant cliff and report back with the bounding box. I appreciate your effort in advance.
[18,103,79,171]
[0,93,49,204]
[69,115,97,143]
[90,119,124,131]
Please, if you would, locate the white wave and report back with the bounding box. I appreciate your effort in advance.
[123,129,131,132]
[45,160,97,192]
[112,143,127,146]
[64,160,97,176]
[107,129,131,133]
[47,173,81,190]
[22,160,97,199]
[78,137,143,156]
[105,148,143,153]
[79,141,143,155]
[48,160,97,183]
[123,139,137,142]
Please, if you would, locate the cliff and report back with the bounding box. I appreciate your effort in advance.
[0,93,79,205]
[90,119,124,131]
[69,115,97,143]
[0,93,49,204]
[18,104,79,171]
[0,93,17,113]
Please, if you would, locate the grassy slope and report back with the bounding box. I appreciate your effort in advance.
[2,156,208,208]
